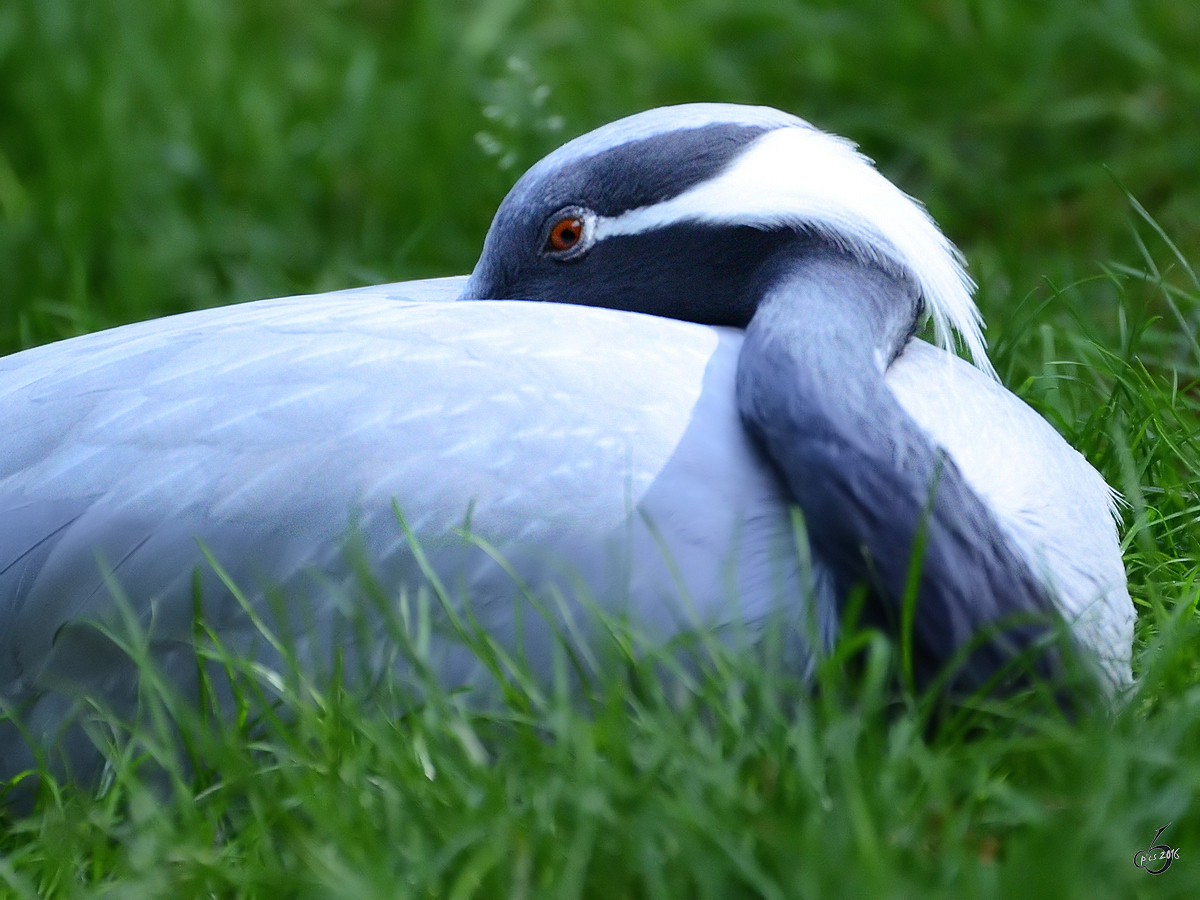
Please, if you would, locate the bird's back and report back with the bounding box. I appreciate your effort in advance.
[0,283,805,783]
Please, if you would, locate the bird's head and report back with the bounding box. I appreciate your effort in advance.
[463,102,993,376]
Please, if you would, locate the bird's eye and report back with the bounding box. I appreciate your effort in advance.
[547,217,583,252]
[540,207,595,260]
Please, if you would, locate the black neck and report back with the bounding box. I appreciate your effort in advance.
[735,249,1059,691]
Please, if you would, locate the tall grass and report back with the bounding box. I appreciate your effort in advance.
[1,539,1197,898]
[1,0,1198,895]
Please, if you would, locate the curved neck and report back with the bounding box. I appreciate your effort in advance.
[735,251,1058,690]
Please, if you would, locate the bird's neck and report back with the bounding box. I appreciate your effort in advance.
[734,252,1059,691]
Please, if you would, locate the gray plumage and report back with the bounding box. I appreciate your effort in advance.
[0,104,1134,788]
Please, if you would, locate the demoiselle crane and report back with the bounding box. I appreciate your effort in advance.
[0,104,1133,788]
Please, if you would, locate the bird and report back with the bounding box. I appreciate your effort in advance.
[0,103,1132,789]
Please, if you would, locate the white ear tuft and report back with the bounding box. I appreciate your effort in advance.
[596,124,996,379]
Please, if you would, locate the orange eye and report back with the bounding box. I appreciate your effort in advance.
[547,216,584,252]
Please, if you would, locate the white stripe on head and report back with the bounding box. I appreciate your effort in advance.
[591,124,994,379]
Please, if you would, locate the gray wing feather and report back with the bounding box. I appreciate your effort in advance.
[3,286,809,784]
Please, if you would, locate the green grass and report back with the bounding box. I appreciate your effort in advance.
[1,0,1199,896]
[0,566,1197,899]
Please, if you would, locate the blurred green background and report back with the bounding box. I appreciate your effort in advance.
[1,0,1197,360]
